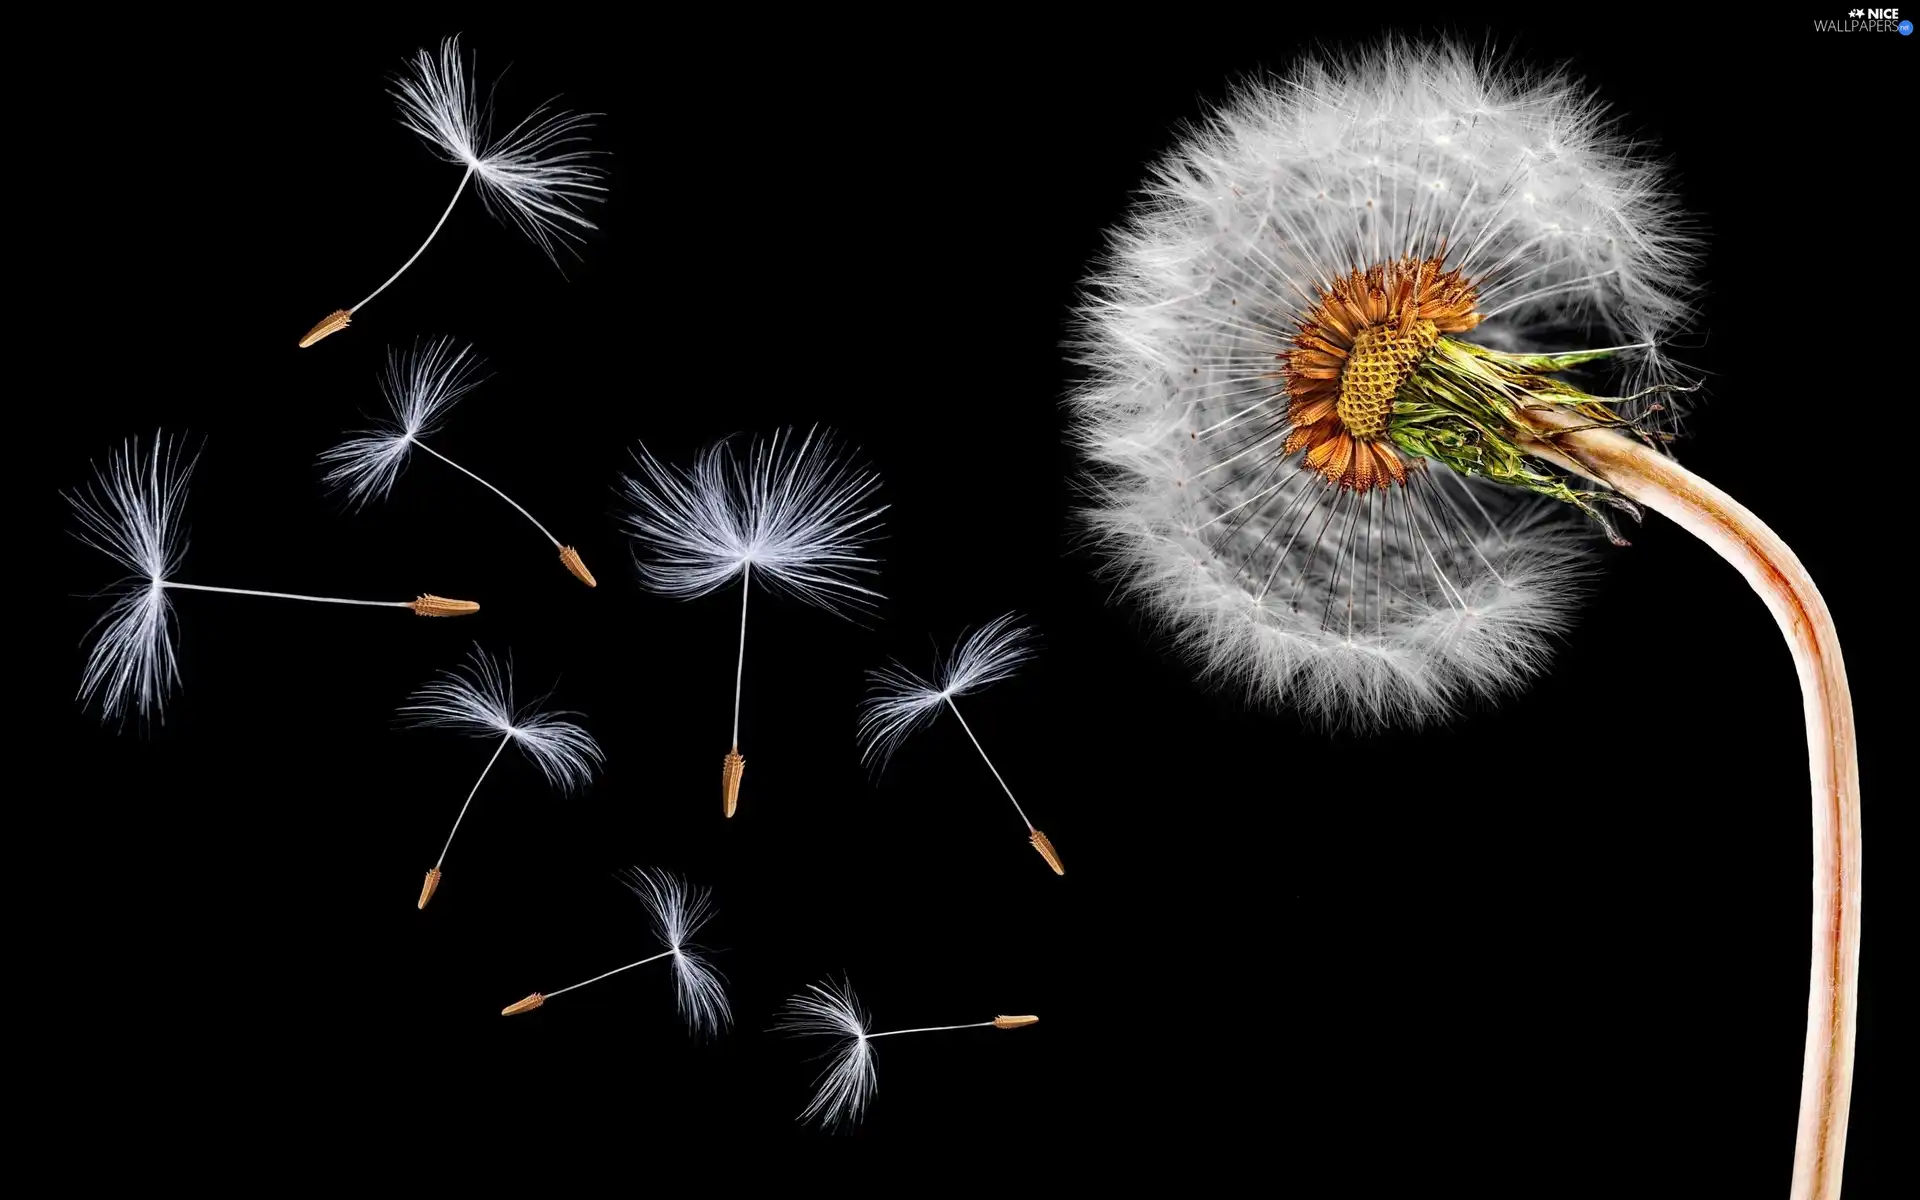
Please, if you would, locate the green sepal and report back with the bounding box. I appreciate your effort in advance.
[1387,337,1646,543]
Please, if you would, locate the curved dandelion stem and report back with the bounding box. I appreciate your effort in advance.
[866,1021,996,1040]
[162,582,414,609]
[543,950,674,1000]
[436,733,512,868]
[414,439,560,546]
[353,165,476,314]
[731,563,751,749]
[1530,418,1860,1200]
[944,696,1032,831]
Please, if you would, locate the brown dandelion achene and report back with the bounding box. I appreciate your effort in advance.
[721,749,745,818]
[1280,254,1481,490]
[1028,827,1065,875]
[299,309,353,349]
[409,594,481,617]
[558,545,597,588]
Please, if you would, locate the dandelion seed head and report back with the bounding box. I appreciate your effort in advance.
[400,644,602,792]
[1074,40,1697,727]
[392,36,606,264]
[66,434,195,723]
[776,977,877,1130]
[619,426,887,616]
[320,338,485,507]
[620,867,731,1039]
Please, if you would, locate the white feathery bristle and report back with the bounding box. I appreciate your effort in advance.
[856,613,1036,770]
[399,644,602,792]
[619,867,731,1039]
[320,337,485,507]
[1074,40,1696,728]
[66,433,196,723]
[775,977,877,1130]
[392,36,606,263]
[619,426,887,616]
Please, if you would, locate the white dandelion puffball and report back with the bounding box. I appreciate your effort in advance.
[857,613,1036,771]
[395,36,606,263]
[66,434,195,723]
[775,977,876,1130]
[620,867,731,1039]
[620,427,887,616]
[1074,42,1697,727]
[320,337,485,507]
[400,644,603,792]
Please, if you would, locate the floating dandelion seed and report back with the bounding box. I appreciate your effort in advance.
[298,36,604,348]
[858,614,1062,874]
[401,644,601,907]
[65,433,478,724]
[321,338,596,586]
[775,977,1038,1130]
[1074,41,1858,1197]
[620,427,885,818]
[500,868,729,1037]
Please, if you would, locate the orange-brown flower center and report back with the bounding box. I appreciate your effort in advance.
[1279,255,1482,490]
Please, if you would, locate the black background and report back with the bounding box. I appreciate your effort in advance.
[37,14,1901,1189]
